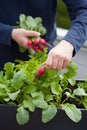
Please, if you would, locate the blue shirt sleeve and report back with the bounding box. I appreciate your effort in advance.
[63,0,87,55]
[0,23,13,46]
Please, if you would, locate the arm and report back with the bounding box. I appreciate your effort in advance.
[0,23,13,46]
[45,0,87,69]
[63,0,87,54]
[0,23,40,48]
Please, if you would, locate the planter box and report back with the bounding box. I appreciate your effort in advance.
[0,105,87,130]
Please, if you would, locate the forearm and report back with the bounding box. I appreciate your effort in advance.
[0,23,13,46]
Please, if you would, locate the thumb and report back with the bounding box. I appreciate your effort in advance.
[40,62,47,68]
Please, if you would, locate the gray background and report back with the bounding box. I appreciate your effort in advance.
[72,48,87,80]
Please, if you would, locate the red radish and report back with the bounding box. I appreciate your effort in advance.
[27,40,32,47]
[39,46,44,51]
[33,45,39,51]
[39,38,47,45]
[36,67,45,77]
[39,38,52,47]
[33,39,39,45]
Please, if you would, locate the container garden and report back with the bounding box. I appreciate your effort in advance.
[0,59,87,130]
[0,14,87,130]
[0,104,87,130]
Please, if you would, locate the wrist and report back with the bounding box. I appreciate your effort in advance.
[11,29,17,41]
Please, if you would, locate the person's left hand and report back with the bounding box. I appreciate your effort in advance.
[44,40,74,70]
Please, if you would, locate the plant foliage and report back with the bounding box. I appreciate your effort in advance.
[0,14,87,125]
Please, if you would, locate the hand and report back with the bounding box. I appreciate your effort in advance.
[11,28,40,48]
[44,40,74,70]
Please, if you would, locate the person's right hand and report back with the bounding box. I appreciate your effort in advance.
[11,28,40,48]
[43,40,74,70]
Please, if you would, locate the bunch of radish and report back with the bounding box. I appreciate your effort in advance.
[27,38,51,52]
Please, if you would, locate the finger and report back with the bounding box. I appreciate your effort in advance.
[51,56,59,69]
[62,60,69,69]
[56,59,64,70]
[26,30,40,37]
[45,55,53,69]
[40,62,46,68]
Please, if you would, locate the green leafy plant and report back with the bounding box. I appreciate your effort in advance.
[0,14,87,125]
